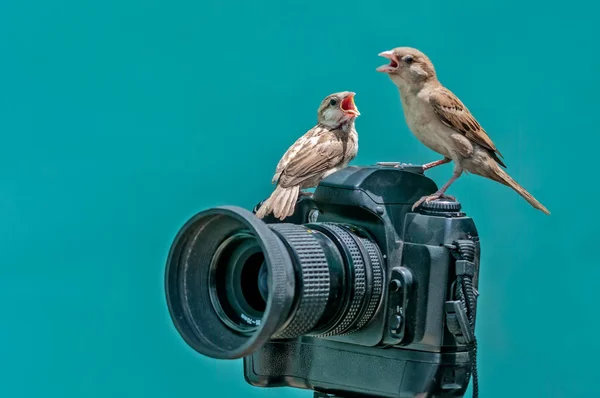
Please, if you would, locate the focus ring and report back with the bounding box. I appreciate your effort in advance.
[315,223,366,337]
[269,224,330,339]
[346,235,384,333]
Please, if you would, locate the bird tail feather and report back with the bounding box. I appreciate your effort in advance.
[255,185,300,220]
[488,165,550,215]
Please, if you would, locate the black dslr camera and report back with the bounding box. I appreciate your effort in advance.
[165,163,481,398]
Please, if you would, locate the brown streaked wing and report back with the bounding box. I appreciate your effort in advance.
[429,87,506,168]
[277,128,344,188]
[271,129,319,184]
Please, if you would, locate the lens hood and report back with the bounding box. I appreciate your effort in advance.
[165,206,296,359]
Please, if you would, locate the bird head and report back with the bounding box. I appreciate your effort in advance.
[376,47,437,89]
[317,91,360,128]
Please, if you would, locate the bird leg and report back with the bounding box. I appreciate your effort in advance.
[412,166,463,211]
[422,157,451,171]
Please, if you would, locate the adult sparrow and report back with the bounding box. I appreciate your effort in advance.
[255,91,360,220]
[377,47,549,215]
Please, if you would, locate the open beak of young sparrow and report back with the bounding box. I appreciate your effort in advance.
[341,92,360,116]
[376,50,399,73]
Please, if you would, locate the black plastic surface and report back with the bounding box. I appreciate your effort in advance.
[244,337,472,398]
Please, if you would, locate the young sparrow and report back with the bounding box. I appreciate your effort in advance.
[255,91,360,220]
[377,47,549,215]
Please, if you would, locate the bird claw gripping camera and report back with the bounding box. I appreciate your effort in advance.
[165,162,481,398]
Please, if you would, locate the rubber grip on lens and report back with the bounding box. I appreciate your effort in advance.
[269,224,330,339]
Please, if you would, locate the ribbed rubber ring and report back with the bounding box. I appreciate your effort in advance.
[269,224,330,339]
[347,235,384,333]
[314,223,366,337]
[419,199,462,213]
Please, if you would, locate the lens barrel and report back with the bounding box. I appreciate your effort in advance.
[165,206,384,359]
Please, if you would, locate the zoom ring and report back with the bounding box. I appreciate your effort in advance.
[345,236,384,334]
[269,224,330,339]
[315,223,366,337]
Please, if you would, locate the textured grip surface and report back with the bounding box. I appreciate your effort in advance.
[269,224,330,339]
[348,236,383,333]
[315,223,366,337]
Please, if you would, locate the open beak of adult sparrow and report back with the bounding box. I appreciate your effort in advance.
[340,92,360,116]
[376,50,399,73]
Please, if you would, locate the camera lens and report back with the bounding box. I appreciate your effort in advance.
[165,206,384,360]
[208,232,269,333]
[257,261,269,302]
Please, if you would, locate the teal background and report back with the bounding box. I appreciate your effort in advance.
[0,0,597,397]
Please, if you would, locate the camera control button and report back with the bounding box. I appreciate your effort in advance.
[389,279,402,292]
[389,313,403,332]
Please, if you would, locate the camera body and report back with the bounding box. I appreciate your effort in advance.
[246,163,480,397]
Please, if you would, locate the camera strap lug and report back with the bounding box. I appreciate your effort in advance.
[444,300,474,344]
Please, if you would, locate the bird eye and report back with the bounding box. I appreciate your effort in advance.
[404,55,414,64]
[329,99,337,106]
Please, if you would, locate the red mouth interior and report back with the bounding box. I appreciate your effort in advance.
[341,96,356,112]
[377,52,400,72]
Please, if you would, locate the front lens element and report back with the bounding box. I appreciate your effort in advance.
[208,232,268,334]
